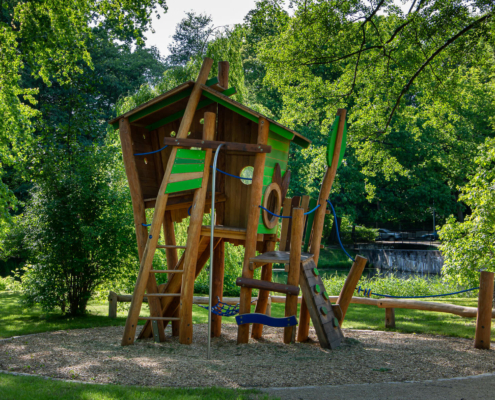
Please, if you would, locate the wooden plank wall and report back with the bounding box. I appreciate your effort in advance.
[221,106,258,229]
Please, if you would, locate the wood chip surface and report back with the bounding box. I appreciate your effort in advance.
[1,324,494,388]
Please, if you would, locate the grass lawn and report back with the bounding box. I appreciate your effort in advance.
[0,374,272,400]
[0,291,489,340]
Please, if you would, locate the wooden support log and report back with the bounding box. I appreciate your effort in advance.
[179,111,215,345]
[475,271,494,350]
[211,239,225,337]
[218,61,229,88]
[237,117,270,344]
[236,277,300,296]
[162,137,271,153]
[297,297,311,342]
[385,308,396,329]
[336,255,367,326]
[284,208,304,344]
[108,291,118,318]
[279,198,292,251]
[251,239,277,339]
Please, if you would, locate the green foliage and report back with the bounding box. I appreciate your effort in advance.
[322,273,476,298]
[17,143,137,315]
[0,0,167,234]
[0,276,21,292]
[440,137,495,287]
[256,0,495,228]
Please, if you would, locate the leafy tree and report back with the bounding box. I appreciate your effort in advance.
[439,137,495,287]
[256,0,495,228]
[20,142,137,315]
[0,0,167,234]
[168,11,215,66]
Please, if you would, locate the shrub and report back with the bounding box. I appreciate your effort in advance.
[20,143,137,315]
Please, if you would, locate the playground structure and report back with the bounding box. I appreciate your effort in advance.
[108,57,368,350]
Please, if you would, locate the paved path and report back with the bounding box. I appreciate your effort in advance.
[261,373,495,400]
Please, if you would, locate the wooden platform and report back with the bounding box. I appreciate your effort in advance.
[201,225,264,241]
[249,251,313,270]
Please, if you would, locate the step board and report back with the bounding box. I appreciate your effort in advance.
[150,270,185,273]
[299,258,344,349]
[236,313,297,327]
[235,277,299,296]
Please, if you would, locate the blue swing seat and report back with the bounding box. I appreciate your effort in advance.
[235,313,298,327]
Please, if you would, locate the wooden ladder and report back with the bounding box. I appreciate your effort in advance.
[121,58,215,346]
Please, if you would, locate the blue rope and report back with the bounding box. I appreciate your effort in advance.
[259,205,291,219]
[187,206,191,216]
[134,145,168,156]
[304,204,321,215]
[326,200,355,262]
[356,285,480,299]
[196,297,257,317]
[142,223,151,227]
[210,166,252,180]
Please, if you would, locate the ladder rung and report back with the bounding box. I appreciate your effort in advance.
[146,293,181,297]
[150,270,184,273]
[156,245,187,249]
[138,317,180,321]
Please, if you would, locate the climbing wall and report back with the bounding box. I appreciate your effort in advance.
[299,258,344,349]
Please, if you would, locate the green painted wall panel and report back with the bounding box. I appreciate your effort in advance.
[165,178,203,194]
[267,137,290,153]
[176,149,206,160]
[171,163,204,174]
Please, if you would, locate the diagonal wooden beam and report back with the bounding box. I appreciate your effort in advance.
[121,58,214,346]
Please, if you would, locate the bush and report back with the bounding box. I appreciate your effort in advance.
[0,275,22,292]
[322,273,477,298]
[19,143,137,315]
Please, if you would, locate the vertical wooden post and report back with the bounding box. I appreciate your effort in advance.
[297,297,311,342]
[336,255,367,326]
[179,112,215,345]
[284,208,304,344]
[279,198,292,251]
[237,117,270,344]
[385,308,395,329]
[251,239,276,339]
[108,291,118,318]
[163,211,179,336]
[211,239,225,337]
[218,61,230,88]
[475,271,494,350]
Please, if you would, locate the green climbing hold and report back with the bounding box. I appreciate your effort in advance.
[320,306,328,316]
[333,317,339,327]
[312,268,319,276]
[314,284,321,294]
[322,291,329,300]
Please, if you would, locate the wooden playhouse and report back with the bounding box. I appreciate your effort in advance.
[109,58,365,349]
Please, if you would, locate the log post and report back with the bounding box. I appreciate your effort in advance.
[251,239,276,339]
[284,208,304,344]
[218,61,230,88]
[297,297,311,342]
[475,271,494,350]
[237,117,270,344]
[385,308,396,329]
[336,255,367,326]
[179,111,215,345]
[108,291,118,318]
[211,239,225,337]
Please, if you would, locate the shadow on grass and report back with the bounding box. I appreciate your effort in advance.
[0,374,272,400]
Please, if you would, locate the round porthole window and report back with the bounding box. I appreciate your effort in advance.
[262,183,282,229]
[240,166,254,185]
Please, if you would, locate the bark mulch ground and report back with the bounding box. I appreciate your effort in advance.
[1,324,494,388]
